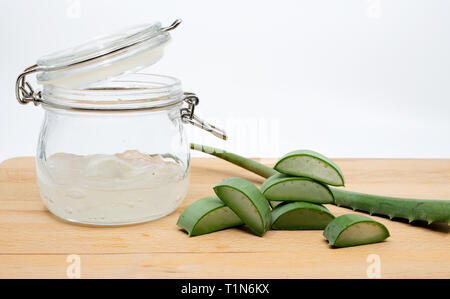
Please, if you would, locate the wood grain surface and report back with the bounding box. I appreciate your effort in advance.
[0,156,449,278]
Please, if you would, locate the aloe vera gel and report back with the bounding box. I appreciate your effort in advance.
[38,151,189,225]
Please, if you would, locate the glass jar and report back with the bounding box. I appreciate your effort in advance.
[15,20,226,225]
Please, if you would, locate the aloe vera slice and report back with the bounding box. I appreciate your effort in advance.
[324,214,390,247]
[274,150,345,186]
[177,196,243,236]
[213,177,271,236]
[271,202,335,230]
[261,173,334,204]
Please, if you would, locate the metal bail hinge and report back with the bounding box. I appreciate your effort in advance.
[15,64,42,106]
[181,92,227,140]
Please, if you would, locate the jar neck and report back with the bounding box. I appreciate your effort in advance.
[40,73,183,112]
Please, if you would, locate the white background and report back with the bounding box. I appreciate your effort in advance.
[1,0,449,162]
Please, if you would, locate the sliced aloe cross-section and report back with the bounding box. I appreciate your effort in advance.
[261,173,334,204]
[213,177,271,237]
[274,150,345,186]
[324,214,390,248]
[177,196,243,236]
[271,202,335,230]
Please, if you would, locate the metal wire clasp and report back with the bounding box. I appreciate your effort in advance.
[181,92,227,140]
[15,64,42,105]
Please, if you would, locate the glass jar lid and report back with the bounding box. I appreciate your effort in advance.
[35,20,181,88]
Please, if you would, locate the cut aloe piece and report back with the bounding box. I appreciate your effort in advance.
[213,177,271,237]
[274,150,344,186]
[261,173,334,204]
[271,202,335,230]
[177,196,244,236]
[324,214,390,248]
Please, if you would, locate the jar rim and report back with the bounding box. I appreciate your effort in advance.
[41,73,183,112]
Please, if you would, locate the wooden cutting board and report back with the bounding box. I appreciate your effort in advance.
[0,156,449,278]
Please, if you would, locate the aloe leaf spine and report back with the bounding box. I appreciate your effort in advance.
[331,188,450,224]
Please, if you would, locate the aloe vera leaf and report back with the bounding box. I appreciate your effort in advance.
[261,173,334,204]
[177,196,244,236]
[324,214,390,247]
[213,177,271,237]
[190,143,450,225]
[331,188,450,224]
[274,150,345,186]
[271,202,335,230]
[190,143,278,178]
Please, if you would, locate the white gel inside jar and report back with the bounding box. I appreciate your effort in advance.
[38,151,189,224]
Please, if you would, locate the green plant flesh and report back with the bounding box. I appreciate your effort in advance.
[332,188,450,224]
[190,143,450,225]
[271,202,335,230]
[274,150,345,186]
[177,196,244,236]
[261,173,334,204]
[213,177,271,236]
[323,214,390,247]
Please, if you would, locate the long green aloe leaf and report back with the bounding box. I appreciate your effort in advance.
[332,188,450,224]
